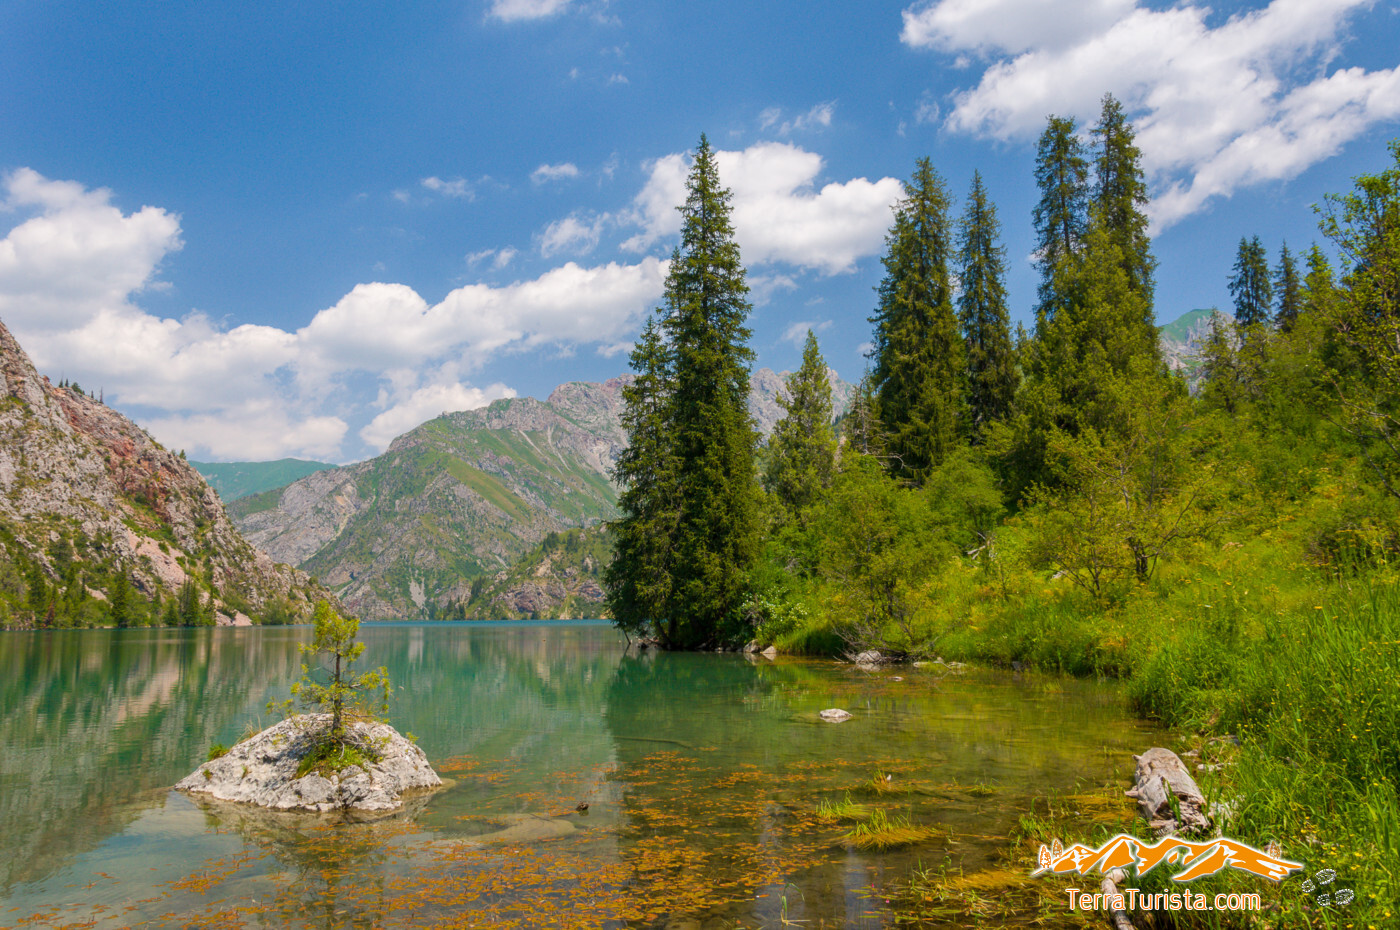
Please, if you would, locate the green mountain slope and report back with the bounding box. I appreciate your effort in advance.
[190,459,337,502]
[230,383,628,620]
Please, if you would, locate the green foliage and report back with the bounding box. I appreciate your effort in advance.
[1230,235,1274,328]
[207,743,229,761]
[1091,93,1156,303]
[870,157,966,483]
[1031,115,1089,323]
[764,330,836,528]
[274,600,390,741]
[1274,241,1303,330]
[606,136,762,650]
[956,171,1018,438]
[294,738,376,780]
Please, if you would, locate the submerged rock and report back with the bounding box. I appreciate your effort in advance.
[176,714,441,813]
[819,708,853,722]
[852,650,883,667]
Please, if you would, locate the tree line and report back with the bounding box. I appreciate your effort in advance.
[606,106,1399,655]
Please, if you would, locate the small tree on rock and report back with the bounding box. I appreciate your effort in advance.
[278,600,390,743]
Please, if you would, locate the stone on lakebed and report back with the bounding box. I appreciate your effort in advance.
[176,714,441,813]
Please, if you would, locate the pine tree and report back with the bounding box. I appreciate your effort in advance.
[957,171,1017,437]
[1230,235,1273,327]
[606,135,762,650]
[869,157,966,484]
[605,317,678,641]
[1199,310,1242,414]
[765,330,836,526]
[1302,243,1336,318]
[842,367,882,458]
[1091,94,1156,305]
[1274,242,1303,331]
[1032,116,1089,326]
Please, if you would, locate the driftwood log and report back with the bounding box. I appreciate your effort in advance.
[1124,747,1212,837]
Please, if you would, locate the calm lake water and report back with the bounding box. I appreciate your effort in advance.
[1,622,1157,928]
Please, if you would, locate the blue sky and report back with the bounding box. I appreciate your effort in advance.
[2,0,1398,462]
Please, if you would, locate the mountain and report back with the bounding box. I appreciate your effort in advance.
[448,525,612,620]
[231,367,854,621]
[230,380,629,620]
[749,366,855,436]
[0,317,327,629]
[1159,307,1226,386]
[191,458,338,502]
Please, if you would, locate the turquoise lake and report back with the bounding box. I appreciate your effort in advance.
[0,621,1158,928]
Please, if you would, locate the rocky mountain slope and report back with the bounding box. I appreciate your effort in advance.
[231,380,629,620]
[448,525,612,621]
[1160,307,1225,387]
[232,368,854,621]
[0,317,327,629]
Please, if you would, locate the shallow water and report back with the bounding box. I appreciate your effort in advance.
[0,621,1156,927]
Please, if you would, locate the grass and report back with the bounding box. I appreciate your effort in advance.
[294,738,377,780]
[842,809,942,851]
[206,743,229,761]
[814,792,873,822]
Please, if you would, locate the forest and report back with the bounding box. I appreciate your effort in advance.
[606,97,1399,923]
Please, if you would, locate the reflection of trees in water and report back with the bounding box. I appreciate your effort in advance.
[0,627,304,892]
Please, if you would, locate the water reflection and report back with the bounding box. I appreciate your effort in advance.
[0,623,1156,927]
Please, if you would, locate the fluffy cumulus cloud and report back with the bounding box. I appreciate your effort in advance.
[0,169,668,460]
[621,142,903,274]
[902,0,1400,227]
[539,212,608,257]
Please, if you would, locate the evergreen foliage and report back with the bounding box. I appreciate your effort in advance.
[869,158,966,484]
[605,136,762,649]
[1229,235,1274,327]
[277,600,390,741]
[1091,93,1155,304]
[1303,242,1337,318]
[956,171,1017,438]
[1274,241,1303,330]
[1031,116,1089,325]
[764,330,836,527]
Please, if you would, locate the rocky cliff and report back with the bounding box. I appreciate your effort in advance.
[0,316,326,629]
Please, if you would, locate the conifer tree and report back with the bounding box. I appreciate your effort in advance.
[1092,94,1156,304]
[842,368,882,458]
[1274,242,1303,331]
[869,158,965,484]
[765,330,836,526]
[956,171,1017,437]
[1230,235,1274,327]
[1032,116,1089,325]
[604,317,678,641]
[1199,310,1243,414]
[1302,243,1336,318]
[606,135,762,649]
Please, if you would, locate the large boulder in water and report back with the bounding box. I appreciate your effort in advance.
[176,714,440,813]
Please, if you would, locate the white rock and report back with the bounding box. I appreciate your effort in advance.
[176,714,441,813]
[853,650,882,666]
[760,646,778,659]
[819,708,853,722]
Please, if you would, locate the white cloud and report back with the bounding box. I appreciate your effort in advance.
[903,0,1400,228]
[607,73,629,85]
[531,162,581,184]
[467,247,518,269]
[540,212,608,257]
[0,168,182,331]
[780,319,832,348]
[421,176,474,199]
[749,273,799,306]
[359,380,515,452]
[488,0,573,22]
[759,102,837,136]
[1,169,668,460]
[622,142,903,274]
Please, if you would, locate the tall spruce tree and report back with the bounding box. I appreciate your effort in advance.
[605,135,762,650]
[1229,235,1274,327]
[869,157,965,484]
[1032,116,1090,327]
[1302,243,1336,319]
[765,330,836,527]
[1092,93,1156,305]
[957,171,1017,437]
[842,367,882,458]
[1274,242,1303,331]
[605,317,678,641]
